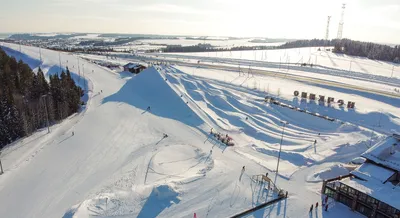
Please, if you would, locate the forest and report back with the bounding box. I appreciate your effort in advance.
[159,38,400,64]
[0,47,84,148]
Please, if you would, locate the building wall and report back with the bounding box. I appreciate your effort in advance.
[323,181,400,218]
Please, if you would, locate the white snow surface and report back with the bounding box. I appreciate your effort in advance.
[0,42,397,218]
[307,164,351,182]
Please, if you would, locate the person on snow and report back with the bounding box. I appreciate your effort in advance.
[314,139,317,145]
[309,204,313,213]
[163,133,168,138]
[147,106,151,111]
[316,202,319,208]
[72,131,74,136]
[239,166,245,181]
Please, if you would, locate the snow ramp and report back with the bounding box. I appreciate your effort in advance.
[103,67,204,128]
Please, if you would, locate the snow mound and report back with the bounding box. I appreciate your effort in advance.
[103,67,203,128]
[147,144,213,184]
[64,185,181,218]
[307,164,350,182]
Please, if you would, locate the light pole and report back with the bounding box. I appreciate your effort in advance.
[41,94,50,134]
[274,121,289,186]
[0,151,3,175]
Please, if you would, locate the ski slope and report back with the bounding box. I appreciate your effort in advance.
[1,42,397,218]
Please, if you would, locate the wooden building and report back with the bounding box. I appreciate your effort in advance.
[123,63,147,74]
[322,134,400,218]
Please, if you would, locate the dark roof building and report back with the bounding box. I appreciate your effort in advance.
[123,63,147,74]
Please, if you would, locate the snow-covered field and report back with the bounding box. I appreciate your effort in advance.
[0,42,398,218]
[140,47,400,97]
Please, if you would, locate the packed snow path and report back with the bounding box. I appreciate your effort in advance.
[0,43,387,218]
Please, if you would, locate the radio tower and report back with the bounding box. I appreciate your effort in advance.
[325,16,331,40]
[337,3,346,39]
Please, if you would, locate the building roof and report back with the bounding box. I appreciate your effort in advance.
[351,162,395,184]
[362,136,400,172]
[123,63,145,69]
[341,177,400,210]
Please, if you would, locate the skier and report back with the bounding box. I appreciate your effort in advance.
[239,166,245,181]
[309,204,313,213]
[314,139,317,145]
[316,202,319,208]
[324,195,329,205]
[72,131,74,136]
[163,133,168,138]
[101,90,103,93]
[147,106,151,111]
[245,117,248,121]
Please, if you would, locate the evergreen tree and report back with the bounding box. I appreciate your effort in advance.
[0,47,83,148]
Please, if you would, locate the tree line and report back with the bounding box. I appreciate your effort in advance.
[158,44,275,53]
[279,38,400,63]
[157,38,400,63]
[0,47,84,148]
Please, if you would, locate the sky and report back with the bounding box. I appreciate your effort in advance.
[0,0,400,44]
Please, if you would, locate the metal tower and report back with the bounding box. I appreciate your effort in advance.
[337,4,346,39]
[325,16,331,40]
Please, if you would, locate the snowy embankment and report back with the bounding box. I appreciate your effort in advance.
[0,42,385,218]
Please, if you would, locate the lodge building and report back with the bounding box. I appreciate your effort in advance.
[322,134,400,218]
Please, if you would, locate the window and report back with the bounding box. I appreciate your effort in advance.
[378,202,388,212]
[356,203,373,217]
[339,195,352,207]
[366,196,377,205]
[324,188,335,198]
[358,192,367,203]
[340,184,348,193]
[348,187,357,198]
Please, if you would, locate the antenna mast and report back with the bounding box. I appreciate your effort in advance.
[337,4,346,39]
[325,16,331,40]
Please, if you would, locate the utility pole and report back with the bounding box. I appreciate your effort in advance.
[82,63,86,92]
[274,121,289,186]
[59,52,62,74]
[325,16,332,40]
[42,95,50,133]
[391,66,395,78]
[377,110,383,127]
[349,61,352,72]
[39,47,42,63]
[0,151,3,175]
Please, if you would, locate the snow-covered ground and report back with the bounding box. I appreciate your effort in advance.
[0,42,398,218]
[139,47,400,96]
